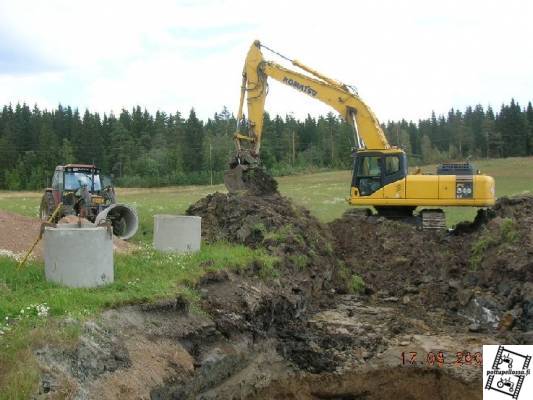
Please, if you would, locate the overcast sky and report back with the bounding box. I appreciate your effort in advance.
[0,0,531,123]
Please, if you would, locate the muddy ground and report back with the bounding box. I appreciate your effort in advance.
[33,184,533,399]
[0,211,136,260]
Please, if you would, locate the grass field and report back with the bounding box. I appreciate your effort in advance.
[1,157,532,240]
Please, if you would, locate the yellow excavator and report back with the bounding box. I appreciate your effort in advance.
[224,40,495,227]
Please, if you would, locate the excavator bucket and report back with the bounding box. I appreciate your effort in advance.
[224,165,279,195]
[224,164,248,193]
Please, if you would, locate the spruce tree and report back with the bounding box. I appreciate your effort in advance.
[183,109,205,172]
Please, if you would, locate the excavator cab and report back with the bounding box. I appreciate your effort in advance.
[352,150,407,196]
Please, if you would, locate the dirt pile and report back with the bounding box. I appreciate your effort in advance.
[241,167,279,196]
[187,190,339,295]
[329,195,533,334]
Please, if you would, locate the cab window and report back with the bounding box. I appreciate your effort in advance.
[51,171,61,190]
[64,172,102,191]
[385,156,400,175]
[357,156,381,177]
[355,156,382,196]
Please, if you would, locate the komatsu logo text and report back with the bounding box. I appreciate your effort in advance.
[282,77,317,97]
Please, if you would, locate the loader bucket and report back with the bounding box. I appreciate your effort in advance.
[95,203,139,240]
[224,164,248,193]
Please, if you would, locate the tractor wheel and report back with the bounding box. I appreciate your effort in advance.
[39,192,58,222]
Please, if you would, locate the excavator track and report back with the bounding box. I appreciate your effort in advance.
[420,209,446,230]
[375,206,446,230]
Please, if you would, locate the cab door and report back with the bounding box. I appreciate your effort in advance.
[51,170,62,204]
[382,154,406,199]
[352,152,407,198]
[353,155,383,197]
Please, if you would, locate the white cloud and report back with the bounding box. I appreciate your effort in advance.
[0,0,532,122]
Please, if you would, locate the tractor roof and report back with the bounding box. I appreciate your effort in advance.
[55,164,100,171]
[65,163,97,169]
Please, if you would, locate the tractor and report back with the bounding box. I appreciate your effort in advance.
[39,164,138,240]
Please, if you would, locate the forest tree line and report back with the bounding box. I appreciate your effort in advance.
[0,99,532,190]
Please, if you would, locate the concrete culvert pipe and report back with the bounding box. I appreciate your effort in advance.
[44,224,113,288]
[153,215,201,253]
[95,203,139,240]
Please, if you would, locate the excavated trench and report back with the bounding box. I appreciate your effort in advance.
[34,177,533,399]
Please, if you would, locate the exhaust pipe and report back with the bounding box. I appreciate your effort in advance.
[95,203,139,240]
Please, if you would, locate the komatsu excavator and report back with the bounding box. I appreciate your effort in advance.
[224,40,495,227]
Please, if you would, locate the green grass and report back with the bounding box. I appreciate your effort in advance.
[2,157,533,238]
[469,218,520,270]
[0,244,276,399]
[349,274,365,294]
[0,243,274,320]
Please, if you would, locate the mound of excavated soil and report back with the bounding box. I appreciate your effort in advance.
[187,191,339,295]
[188,189,533,335]
[330,195,533,334]
[0,210,137,261]
[241,167,279,196]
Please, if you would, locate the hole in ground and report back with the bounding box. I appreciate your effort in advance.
[253,368,480,400]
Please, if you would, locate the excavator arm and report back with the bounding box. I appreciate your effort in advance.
[232,40,389,163]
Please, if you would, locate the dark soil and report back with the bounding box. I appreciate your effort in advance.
[187,190,340,296]
[329,195,533,334]
[241,167,279,196]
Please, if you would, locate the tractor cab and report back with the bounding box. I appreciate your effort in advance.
[42,164,116,222]
[351,149,407,196]
[40,163,138,240]
[54,164,115,212]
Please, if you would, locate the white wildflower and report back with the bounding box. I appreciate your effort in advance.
[36,303,49,318]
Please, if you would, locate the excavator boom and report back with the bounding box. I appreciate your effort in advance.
[225,40,389,192]
[232,40,389,155]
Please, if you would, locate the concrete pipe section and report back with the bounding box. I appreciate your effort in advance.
[94,203,139,240]
[153,215,201,253]
[44,223,113,288]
